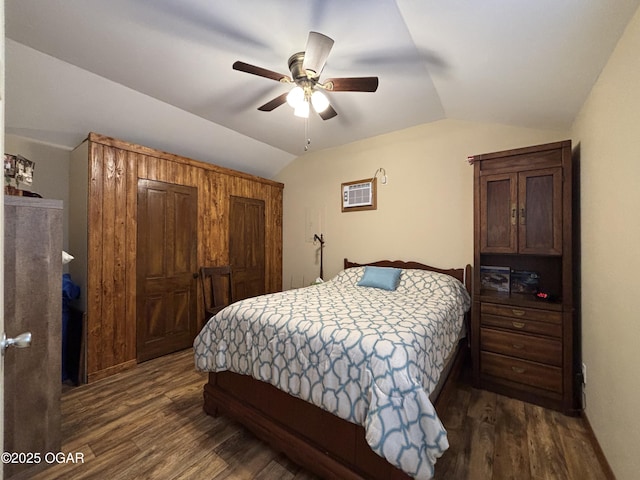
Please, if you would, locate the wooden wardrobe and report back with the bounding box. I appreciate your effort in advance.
[69,133,283,383]
[469,140,581,415]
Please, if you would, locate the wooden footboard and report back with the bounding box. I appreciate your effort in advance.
[203,339,468,480]
[204,371,408,479]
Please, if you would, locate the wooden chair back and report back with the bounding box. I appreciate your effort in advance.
[200,266,234,321]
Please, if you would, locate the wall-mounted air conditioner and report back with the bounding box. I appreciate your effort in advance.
[343,181,372,208]
[341,178,377,212]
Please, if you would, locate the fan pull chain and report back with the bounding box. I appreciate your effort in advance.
[304,117,311,151]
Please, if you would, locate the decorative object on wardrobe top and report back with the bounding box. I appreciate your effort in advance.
[4,153,40,197]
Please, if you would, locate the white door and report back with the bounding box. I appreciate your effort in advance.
[1,1,7,477]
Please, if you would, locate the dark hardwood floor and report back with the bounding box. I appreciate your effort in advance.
[433,370,608,480]
[28,349,607,480]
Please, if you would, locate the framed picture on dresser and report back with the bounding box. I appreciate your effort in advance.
[480,265,510,293]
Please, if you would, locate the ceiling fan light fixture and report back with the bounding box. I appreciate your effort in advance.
[286,86,305,108]
[294,101,310,118]
[311,90,330,113]
[233,31,378,122]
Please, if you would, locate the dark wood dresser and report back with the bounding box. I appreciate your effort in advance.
[469,140,581,415]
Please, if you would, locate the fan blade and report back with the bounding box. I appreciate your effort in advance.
[302,32,334,75]
[258,92,289,111]
[324,77,379,92]
[233,61,291,82]
[318,104,338,121]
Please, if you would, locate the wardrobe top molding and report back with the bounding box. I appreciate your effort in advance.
[468,140,571,174]
[82,132,284,190]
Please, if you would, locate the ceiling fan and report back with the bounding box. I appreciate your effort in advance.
[233,31,379,120]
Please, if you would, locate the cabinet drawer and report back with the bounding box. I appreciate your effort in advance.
[481,303,562,324]
[481,351,562,393]
[481,328,562,366]
[481,313,562,338]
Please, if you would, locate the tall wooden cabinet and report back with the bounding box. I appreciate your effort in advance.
[4,197,62,478]
[69,133,283,382]
[470,140,580,414]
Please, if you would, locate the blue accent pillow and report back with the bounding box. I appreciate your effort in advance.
[357,266,402,291]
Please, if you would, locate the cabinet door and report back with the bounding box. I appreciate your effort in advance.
[137,179,199,363]
[229,196,266,301]
[4,198,63,478]
[518,168,562,255]
[480,173,518,253]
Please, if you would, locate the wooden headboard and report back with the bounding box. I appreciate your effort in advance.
[343,258,472,294]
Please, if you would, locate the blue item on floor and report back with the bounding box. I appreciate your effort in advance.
[62,273,81,383]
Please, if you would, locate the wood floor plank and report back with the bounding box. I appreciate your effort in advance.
[29,348,609,480]
[467,416,496,479]
[492,395,531,480]
[558,430,607,480]
[440,379,472,430]
[32,440,139,480]
[526,404,570,480]
[212,430,277,479]
[171,457,229,480]
[253,461,295,480]
[467,387,498,425]
[89,397,175,456]
[433,420,470,479]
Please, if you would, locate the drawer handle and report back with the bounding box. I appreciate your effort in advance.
[512,321,526,329]
[512,309,526,316]
[511,366,526,374]
[512,343,524,350]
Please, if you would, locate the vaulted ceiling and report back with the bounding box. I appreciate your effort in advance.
[5,1,640,178]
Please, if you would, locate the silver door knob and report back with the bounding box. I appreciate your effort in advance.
[1,332,32,355]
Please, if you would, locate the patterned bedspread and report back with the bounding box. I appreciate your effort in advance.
[194,267,470,479]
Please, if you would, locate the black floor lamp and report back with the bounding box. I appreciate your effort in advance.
[313,233,325,280]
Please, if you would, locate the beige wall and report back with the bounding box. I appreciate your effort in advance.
[5,135,71,251]
[571,6,640,480]
[275,119,568,288]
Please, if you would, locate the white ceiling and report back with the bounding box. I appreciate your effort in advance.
[5,1,640,178]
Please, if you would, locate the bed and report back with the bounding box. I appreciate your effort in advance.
[194,259,471,480]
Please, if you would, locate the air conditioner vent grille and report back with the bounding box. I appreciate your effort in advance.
[343,181,372,208]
